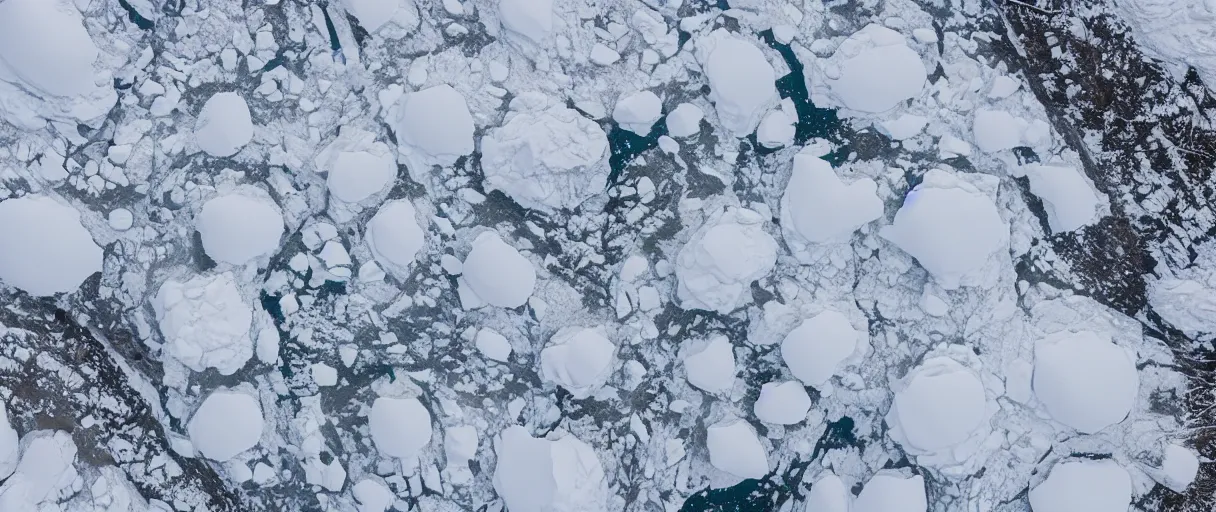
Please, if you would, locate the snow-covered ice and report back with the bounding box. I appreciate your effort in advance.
[1033,331,1139,433]
[368,397,433,459]
[540,327,616,398]
[666,103,704,138]
[188,389,264,461]
[1018,164,1101,233]
[972,109,1024,153]
[0,402,15,481]
[498,0,554,43]
[458,231,536,308]
[1114,0,1216,90]
[1161,444,1200,492]
[194,92,254,157]
[1150,277,1216,334]
[366,199,426,273]
[394,84,474,171]
[613,90,662,136]
[781,310,860,388]
[1028,459,1131,512]
[317,128,398,204]
[0,430,78,510]
[753,381,811,425]
[343,0,420,34]
[675,207,777,313]
[696,30,779,136]
[781,153,882,245]
[805,472,850,512]
[886,355,992,473]
[853,472,926,512]
[493,426,608,512]
[196,192,285,266]
[705,417,768,480]
[152,273,254,375]
[822,25,926,113]
[475,328,513,362]
[0,195,102,296]
[683,335,737,394]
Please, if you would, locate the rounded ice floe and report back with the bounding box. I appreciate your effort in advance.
[675,207,778,314]
[683,335,736,394]
[972,109,1023,153]
[757,108,796,148]
[0,0,99,97]
[781,152,883,246]
[1161,444,1200,492]
[194,92,254,157]
[1028,459,1131,512]
[0,195,102,296]
[1018,164,1101,233]
[540,327,615,398]
[498,0,553,43]
[1033,331,1139,433]
[0,402,16,481]
[706,417,768,479]
[666,103,704,138]
[492,426,608,512]
[108,208,134,231]
[781,310,859,388]
[805,472,850,512]
[316,128,398,204]
[458,231,537,309]
[475,328,513,362]
[152,273,253,375]
[188,390,263,461]
[196,193,284,266]
[481,97,610,211]
[753,381,812,425]
[824,25,926,113]
[369,397,432,459]
[366,199,425,272]
[353,479,395,512]
[854,472,927,512]
[394,85,474,169]
[342,0,419,34]
[696,30,779,136]
[613,90,663,136]
[880,169,1008,289]
[886,357,990,461]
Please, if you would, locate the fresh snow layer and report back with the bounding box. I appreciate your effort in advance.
[366,199,426,272]
[880,169,1008,289]
[194,92,254,157]
[317,128,398,203]
[368,397,433,459]
[1019,164,1101,233]
[0,430,78,510]
[805,472,850,512]
[613,90,662,136]
[540,327,616,398]
[675,207,778,313]
[683,335,737,394]
[481,96,610,211]
[188,390,264,461]
[823,25,926,113]
[498,0,554,43]
[1033,331,1139,433]
[0,0,99,97]
[0,402,15,481]
[666,103,704,137]
[1161,444,1200,492]
[753,381,812,425]
[196,193,284,266]
[1114,0,1216,90]
[458,231,537,308]
[395,85,475,169]
[781,310,859,388]
[781,153,882,244]
[706,417,769,479]
[1028,460,1131,512]
[886,357,989,458]
[853,473,927,512]
[492,426,608,512]
[152,273,253,375]
[697,30,779,136]
[0,195,102,296]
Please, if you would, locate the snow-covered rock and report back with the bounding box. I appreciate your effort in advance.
[540,327,615,398]
[0,430,78,510]
[1028,459,1131,512]
[152,273,253,375]
[1033,331,1139,433]
[0,195,102,296]
[481,95,610,211]
[366,199,426,274]
[696,30,779,136]
[1018,164,1101,233]
[368,397,432,459]
[498,0,554,43]
[195,92,254,157]
[475,328,513,362]
[706,417,769,479]
[666,103,704,138]
[492,426,608,512]
[822,25,926,113]
[394,84,474,172]
[781,310,860,388]
[458,231,537,308]
[316,128,398,204]
[805,472,850,512]
[753,381,812,425]
[781,153,882,247]
[0,402,15,481]
[196,192,285,266]
[683,335,736,394]
[188,390,263,461]
[675,207,778,313]
[613,90,662,136]
[880,169,1008,289]
[886,356,992,473]
[1160,444,1200,492]
[853,472,926,512]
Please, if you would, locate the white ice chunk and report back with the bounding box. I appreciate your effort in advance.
[880,169,1008,289]
[854,472,927,512]
[475,328,513,362]
[1029,459,1131,512]
[152,273,253,375]
[312,362,338,386]
[613,90,662,136]
[0,402,16,481]
[697,30,779,136]
[805,472,850,512]
[1150,277,1216,335]
[972,109,1023,153]
[366,199,426,272]
[353,479,394,512]
[492,426,608,512]
[369,397,433,459]
[196,192,285,266]
[757,109,796,148]
[0,430,78,509]
[395,85,474,170]
[1112,0,1216,94]
[824,25,926,113]
[781,153,882,245]
[188,390,264,461]
[498,0,553,43]
[589,43,620,65]
[108,208,134,231]
[886,357,991,469]
[0,0,99,97]
[782,310,859,388]
[675,207,777,313]
[878,114,928,140]
[459,231,537,308]
[194,92,254,157]
[706,417,769,479]
[1161,444,1200,492]
[987,75,1020,99]
[317,128,397,203]
[541,327,615,398]
[683,335,736,394]
[753,381,812,425]
[1033,331,1139,433]
[445,425,479,462]
[343,0,419,34]
[666,103,704,138]
[0,195,102,296]
[1019,164,1100,233]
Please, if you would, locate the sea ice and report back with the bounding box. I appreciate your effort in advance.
[195,92,254,157]
[0,402,15,480]
[152,273,253,375]
[804,472,850,512]
[1018,164,1101,233]
[781,310,860,388]
[1033,331,1139,433]
[696,29,779,136]
[366,199,426,273]
[317,128,398,204]
[972,109,1024,153]
[540,327,616,398]
[753,381,812,425]
[666,103,704,138]
[368,397,433,459]
[0,195,102,296]
[1161,444,1200,492]
[1028,459,1131,512]
[492,426,608,512]
[196,192,285,266]
[706,417,769,479]
[683,335,737,394]
[613,90,662,136]
[886,356,991,472]
[498,0,554,43]
[394,84,474,172]
[188,390,264,461]
[823,25,926,113]
[458,231,537,308]
[675,207,777,313]
[475,328,513,362]
[853,472,926,512]
[781,153,882,245]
